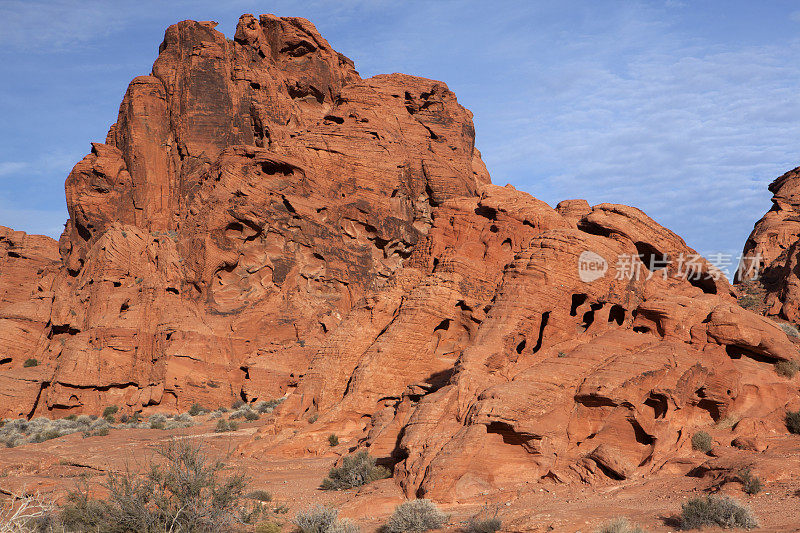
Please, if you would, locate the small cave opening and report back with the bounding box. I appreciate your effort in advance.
[474,205,498,221]
[120,301,129,313]
[633,325,651,334]
[688,273,717,294]
[644,393,668,419]
[7,251,20,258]
[455,300,473,312]
[608,304,625,325]
[282,198,297,213]
[433,319,451,333]
[634,241,670,272]
[581,303,604,330]
[577,221,612,237]
[570,294,588,316]
[486,421,533,446]
[516,339,526,354]
[489,224,499,233]
[697,399,721,422]
[0,357,11,366]
[166,287,179,295]
[532,311,550,353]
[323,115,345,124]
[630,419,655,446]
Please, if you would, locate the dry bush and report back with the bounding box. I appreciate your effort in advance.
[188,403,207,416]
[595,517,647,533]
[215,419,239,433]
[384,499,447,533]
[737,468,762,495]
[49,440,258,532]
[786,410,800,434]
[320,451,390,490]
[294,505,357,533]
[0,490,56,533]
[775,360,800,378]
[779,322,800,338]
[680,495,757,530]
[255,399,284,414]
[691,431,713,453]
[328,434,339,447]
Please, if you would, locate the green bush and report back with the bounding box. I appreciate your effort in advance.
[738,468,762,495]
[786,410,800,434]
[385,499,448,533]
[691,431,713,453]
[188,403,207,416]
[308,414,319,424]
[52,441,257,532]
[23,358,38,368]
[243,410,260,421]
[149,414,166,430]
[255,399,283,414]
[320,450,390,490]
[232,399,245,409]
[294,505,357,533]
[328,434,339,447]
[776,360,800,378]
[256,521,283,533]
[102,405,119,419]
[680,495,757,530]
[594,517,646,533]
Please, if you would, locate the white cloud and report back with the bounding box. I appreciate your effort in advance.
[0,162,27,177]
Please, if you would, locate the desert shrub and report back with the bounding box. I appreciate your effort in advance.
[149,414,166,430]
[328,434,339,447]
[779,322,800,338]
[595,517,646,533]
[230,406,257,420]
[92,426,110,437]
[188,403,207,416]
[738,468,762,495]
[232,399,245,409]
[215,419,239,433]
[320,450,390,490]
[308,414,319,424]
[163,413,194,430]
[385,499,447,533]
[243,410,260,421]
[64,414,77,421]
[786,410,800,434]
[463,516,502,533]
[247,490,272,502]
[255,398,284,414]
[776,359,800,378]
[102,405,119,419]
[294,505,357,533]
[0,490,56,532]
[680,495,757,530]
[210,410,223,419]
[691,431,713,453]
[256,521,283,533]
[23,358,38,367]
[50,440,256,532]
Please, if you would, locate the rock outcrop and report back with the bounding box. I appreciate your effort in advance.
[739,166,800,322]
[1,12,798,504]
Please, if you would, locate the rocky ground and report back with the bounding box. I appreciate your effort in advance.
[1,412,799,532]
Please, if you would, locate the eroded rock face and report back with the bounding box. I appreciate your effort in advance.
[1,12,798,505]
[739,166,800,321]
[0,14,488,417]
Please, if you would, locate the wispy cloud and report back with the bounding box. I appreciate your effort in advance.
[0,162,27,177]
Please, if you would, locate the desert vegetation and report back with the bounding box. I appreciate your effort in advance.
[294,505,358,533]
[0,441,288,532]
[775,359,799,378]
[594,517,647,533]
[384,499,448,533]
[786,409,800,434]
[691,431,713,453]
[320,450,390,490]
[679,495,758,530]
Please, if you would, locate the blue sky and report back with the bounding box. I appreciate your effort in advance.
[2,1,799,269]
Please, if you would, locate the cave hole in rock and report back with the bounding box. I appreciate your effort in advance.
[226,222,244,234]
[570,294,588,316]
[644,393,668,419]
[608,304,625,325]
[532,311,550,353]
[433,319,450,333]
[486,421,533,446]
[166,287,179,295]
[474,205,498,221]
[688,273,718,294]
[516,339,526,354]
[112,281,121,288]
[632,325,651,334]
[7,251,20,258]
[240,366,250,380]
[260,160,295,176]
[120,301,129,312]
[725,344,777,364]
[697,399,721,422]
[630,419,655,445]
[0,357,11,366]
[634,241,670,272]
[323,115,344,124]
[577,221,612,237]
[455,300,473,312]
[489,224,499,233]
[581,303,603,330]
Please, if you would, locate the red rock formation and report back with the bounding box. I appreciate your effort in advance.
[1,12,798,506]
[739,166,800,321]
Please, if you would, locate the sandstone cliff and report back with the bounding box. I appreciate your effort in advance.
[1,13,798,504]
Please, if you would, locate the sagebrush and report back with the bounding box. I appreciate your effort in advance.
[680,495,757,530]
[320,450,390,490]
[385,499,447,533]
[595,517,647,533]
[293,505,358,533]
